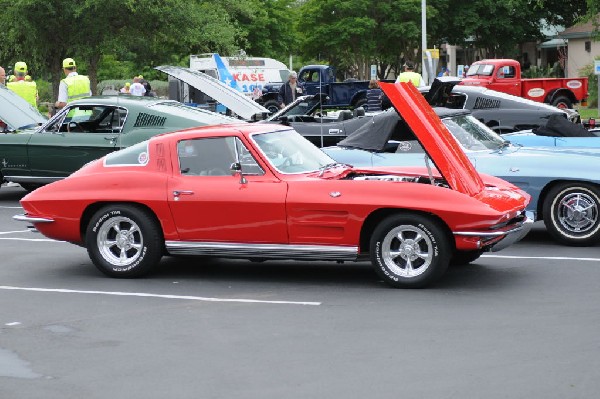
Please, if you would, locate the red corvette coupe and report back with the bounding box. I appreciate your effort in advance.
[14,83,532,288]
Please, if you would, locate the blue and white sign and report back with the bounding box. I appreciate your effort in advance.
[594,60,600,75]
[370,64,377,80]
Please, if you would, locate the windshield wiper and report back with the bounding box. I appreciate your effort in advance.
[497,140,512,152]
[318,162,353,177]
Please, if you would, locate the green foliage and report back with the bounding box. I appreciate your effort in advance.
[0,0,595,97]
[521,64,565,78]
[579,58,599,108]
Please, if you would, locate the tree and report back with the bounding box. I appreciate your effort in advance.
[0,0,242,98]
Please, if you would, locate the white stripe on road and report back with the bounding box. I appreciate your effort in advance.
[0,206,23,209]
[0,230,33,235]
[482,255,600,262]
[0,286,321,306]
[0,238,59,242]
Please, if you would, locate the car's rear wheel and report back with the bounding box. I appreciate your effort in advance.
[551,95,572,109]
[85,205,163,277]
[370,213,451,288]
[543,183,600,246]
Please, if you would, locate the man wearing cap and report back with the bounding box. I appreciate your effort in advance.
[395,61,425,87]
[7,62,38,107]
[277,71,304,109]
[55,58,91,110]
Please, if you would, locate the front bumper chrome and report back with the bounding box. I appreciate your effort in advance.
[13,214,55,223]
[454,210,535,252]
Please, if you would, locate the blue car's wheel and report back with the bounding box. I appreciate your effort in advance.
[370,213,451,288]
[543,183,600,246]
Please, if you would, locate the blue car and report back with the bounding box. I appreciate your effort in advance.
[323,107,600,247]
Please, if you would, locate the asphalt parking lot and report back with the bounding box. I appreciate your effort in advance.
[2,184,600,399]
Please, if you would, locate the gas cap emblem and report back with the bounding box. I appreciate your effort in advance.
[330,191,341,198]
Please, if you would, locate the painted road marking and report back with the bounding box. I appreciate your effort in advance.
[0,230,32,235]
[483,255,600,262]
[0,286,322,306]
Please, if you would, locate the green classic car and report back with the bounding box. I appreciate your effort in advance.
[0,86,245,191]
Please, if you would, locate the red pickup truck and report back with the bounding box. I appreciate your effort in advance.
[460,59,588,109]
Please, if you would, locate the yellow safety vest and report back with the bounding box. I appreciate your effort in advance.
[397,71,422,87]
[62,74,91,102]
[7,80,37,107]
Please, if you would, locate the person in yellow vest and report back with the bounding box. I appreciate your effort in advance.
[55,58,91,110]
[7,61,38,107]
[395,61,425,87]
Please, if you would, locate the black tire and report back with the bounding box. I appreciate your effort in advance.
[451,250,484,266]
[85,205,163,277]
[354,98,367,109]
[551,95,572,109]
[542,183,600,246]
[263,100,280,114]
[370,214,451,288]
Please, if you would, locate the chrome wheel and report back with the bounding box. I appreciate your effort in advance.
[97,216,143,267]
[544,183,600,246]
[381,224,434,278]
[556,192,599,235]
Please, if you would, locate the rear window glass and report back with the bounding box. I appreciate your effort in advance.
[104,141,149,167]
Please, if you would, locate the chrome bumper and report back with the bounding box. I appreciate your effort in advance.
[13,214,55,223]
[454,211,534,252]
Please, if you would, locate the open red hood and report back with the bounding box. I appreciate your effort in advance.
[380,81,485,197]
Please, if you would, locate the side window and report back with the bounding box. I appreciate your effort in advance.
[43,105,120,133]
[498,66,516,79]
[234,137,264,175]
[178,137,265,176]
[97,107,127,133]
[299,69,313,83]
[178,137,235,176]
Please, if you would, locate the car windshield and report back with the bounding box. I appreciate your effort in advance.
[442,115,507,151]
[466,64,494,77]
[251,129,335,174]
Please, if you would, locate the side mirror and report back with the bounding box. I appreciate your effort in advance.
[230,162,247,184]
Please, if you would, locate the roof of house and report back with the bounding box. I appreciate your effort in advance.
[558,14,600,39]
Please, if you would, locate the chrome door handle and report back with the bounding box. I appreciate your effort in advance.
[173,190,194,196]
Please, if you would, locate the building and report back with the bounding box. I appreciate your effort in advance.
[558,15,600,78]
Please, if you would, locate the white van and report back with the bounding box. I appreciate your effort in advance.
[190,54,290,97]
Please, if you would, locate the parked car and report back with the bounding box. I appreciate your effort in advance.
[14,82,531,288]
[422,77,581,134]
[323,82,600,247]
[0,92,240,191]
[461,58,588,109]
[502,114,600,147]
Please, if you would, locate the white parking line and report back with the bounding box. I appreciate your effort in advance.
[0,238,59,242]
[0,286,321,306]
[0,206,23,209]
[0,230,32,235]
[482,255,600,262]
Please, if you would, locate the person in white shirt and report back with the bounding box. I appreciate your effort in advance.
[129,76,146,96]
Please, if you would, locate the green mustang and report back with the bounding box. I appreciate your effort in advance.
[0,86,243,191]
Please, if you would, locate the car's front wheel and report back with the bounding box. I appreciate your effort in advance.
[85,205,163,277]
[370,214,451,288]
[543,183,600,246]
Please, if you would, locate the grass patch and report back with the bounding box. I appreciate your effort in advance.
[578,108,599,119]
